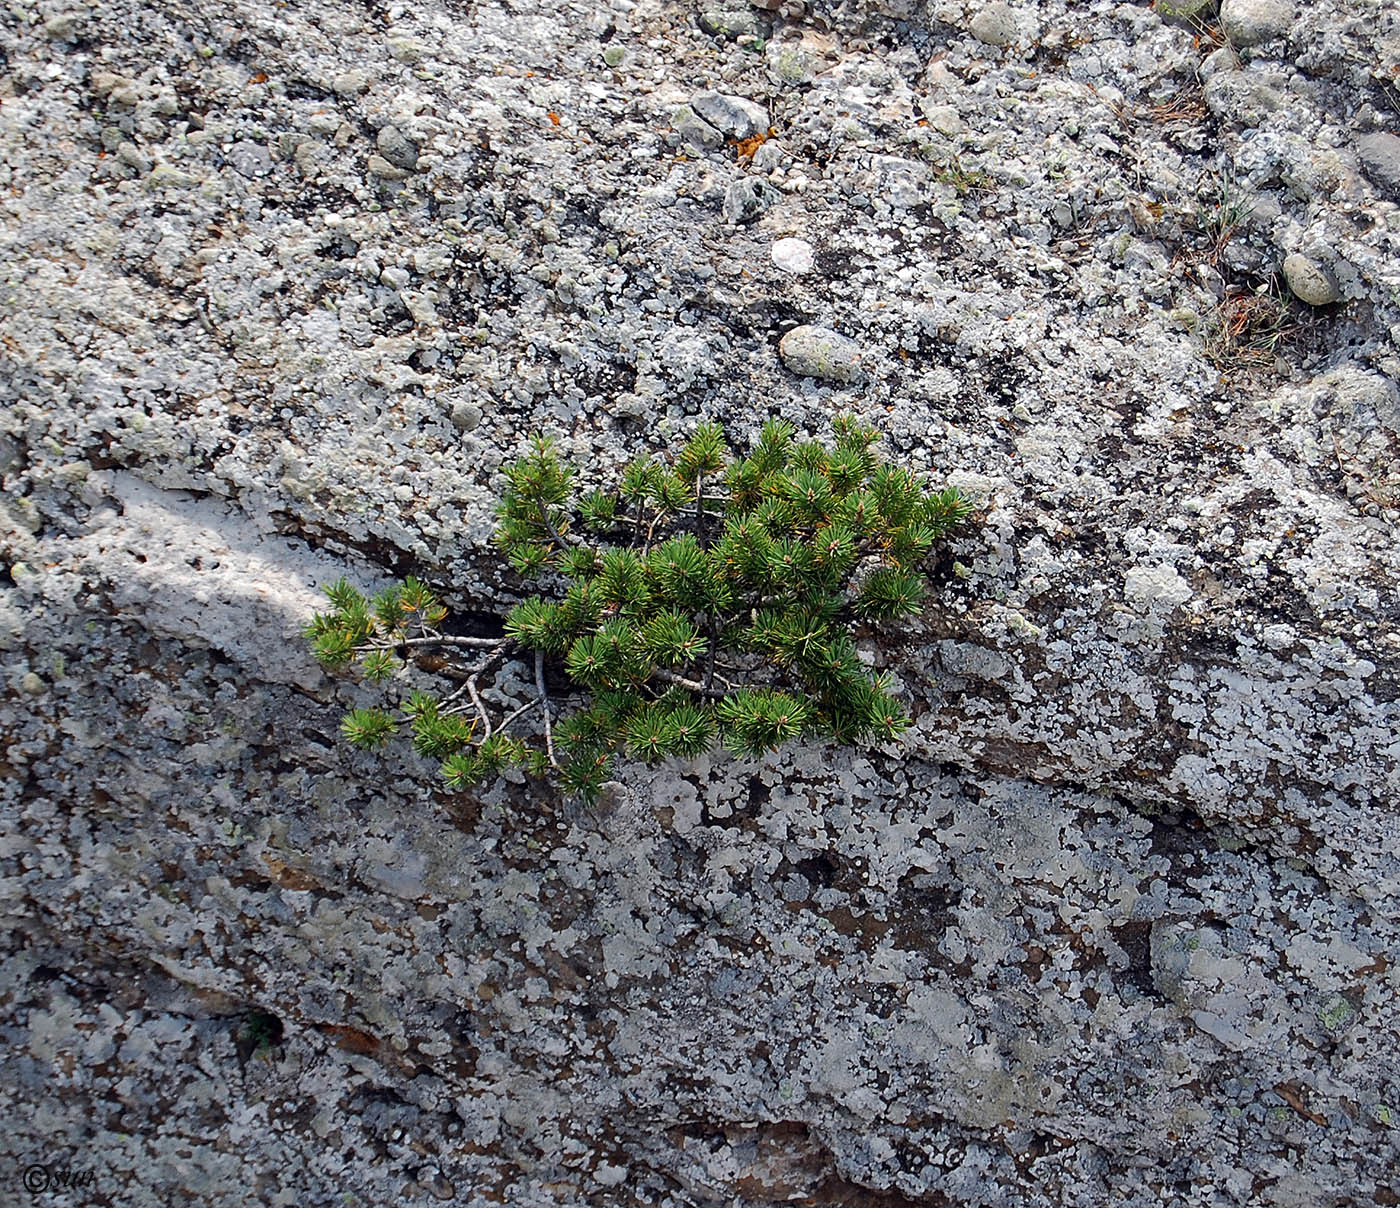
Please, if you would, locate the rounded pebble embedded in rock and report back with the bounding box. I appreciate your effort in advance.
[228,141,273,178]
[332,69,370,96]
[691,92,769,140]
[21,672,44,695]
[1282,253,1340,306]
[722,178,773,224]
[969,2,1020,47]
[367,154,409,181]
[1219,0,1294,47]
[1199,46,1240,80]
[376,125,419,171]
[672,106,723,152]
[772,237,814,274]
[778,325,866,383]
[451,401,483,431]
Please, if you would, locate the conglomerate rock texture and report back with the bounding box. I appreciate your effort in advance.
[2,0,1399,1203]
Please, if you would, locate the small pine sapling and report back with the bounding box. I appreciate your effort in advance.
[306,417,975,803]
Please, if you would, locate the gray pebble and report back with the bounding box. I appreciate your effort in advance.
[778,325,866,383]
[691,92,769,140]
[228,141,273,178]
[21,672,44,696]
[1282,253,1340,306]
[332,69,370,96]
[722,178,774,223]
[367,154,410,181]
[969,2,1020,47]
[673,106,724,152]
[1357,131,1400,199]
[44,12,85,39]
[377,125,419,172]
[117,143,151,173]
[1199,46,1240,81]
[1219,0,1293,47]
[772,237,814,273]
[451,401,483,432]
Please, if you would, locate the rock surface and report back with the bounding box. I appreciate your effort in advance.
[2,0,1400,1204]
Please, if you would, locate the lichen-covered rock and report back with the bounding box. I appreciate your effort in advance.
[2,0,1399,1202]
[777,325,867,383]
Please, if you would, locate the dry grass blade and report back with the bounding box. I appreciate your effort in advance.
[1204,285,1297,374]
[1140,84,1207,126]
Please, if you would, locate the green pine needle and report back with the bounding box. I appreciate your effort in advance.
[718,688,812,759]
[676,421,728,485]
[310,628,358,670]
[341,707,398,749]
[361,650,399,684]
[323,578,363,611]
[854,567,926,619]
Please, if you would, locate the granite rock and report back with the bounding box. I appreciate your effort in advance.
[2,0,1399,1203]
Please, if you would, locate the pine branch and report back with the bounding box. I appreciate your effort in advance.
[368,633,505,651]
[652,668,729,699]
[537,501,582,550]
[309,414,976,802]
[535,649,558,768]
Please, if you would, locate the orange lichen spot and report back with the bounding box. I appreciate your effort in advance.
[251,71,268,83]
[547,111,562,126]
[732,126,776,159]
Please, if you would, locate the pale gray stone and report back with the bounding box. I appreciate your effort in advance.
[691,92,769,140]
[228,140,273,177]
[450,401,483,431]
[672,105,723,151]
[778,325,866,382]
[969,2,1020,47]
[1220,0,1294,47]
[771,237,814,274]
[721,178,773,223]
[1282,252,1340,306]
[376,125,419,171]
[366,153,409,180]
[332,69,370,95]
